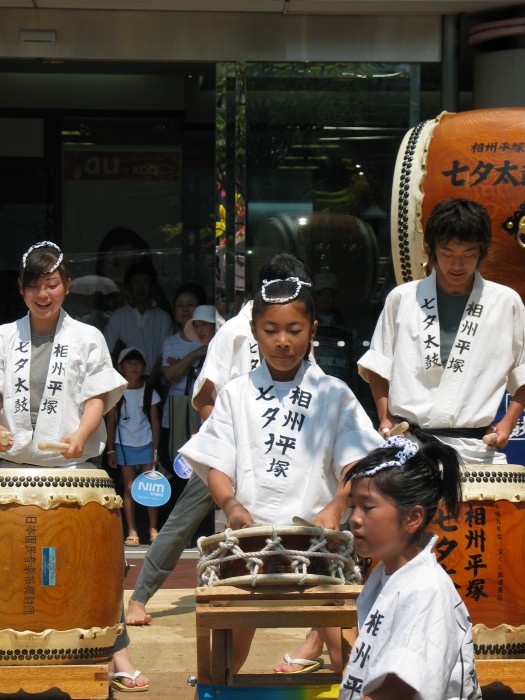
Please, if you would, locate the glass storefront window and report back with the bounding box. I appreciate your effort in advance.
[216,61,436,406]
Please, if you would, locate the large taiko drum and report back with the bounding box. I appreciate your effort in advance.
[392,108,525,301]
[428,464,525,659]
[197,524,362,587]
[0,467,124,666]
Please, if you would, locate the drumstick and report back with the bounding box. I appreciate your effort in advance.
[292,516,317,527]
[38,441,70,453]
[0,431,11,446]
[482,432,498,446]
[383,421,409,437]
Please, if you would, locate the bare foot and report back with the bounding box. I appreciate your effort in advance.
[126,597,153,626]
[110,647,150,689]
[273,628,324,672]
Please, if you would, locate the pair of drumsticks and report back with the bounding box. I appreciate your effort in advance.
[383,421,498,445]
[0,432,69,452]
[1,426,499,452]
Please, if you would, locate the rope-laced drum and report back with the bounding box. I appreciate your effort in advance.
[197,524,361,587]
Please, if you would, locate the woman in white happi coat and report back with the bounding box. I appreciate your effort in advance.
[0,241,126,467]
[180,274,382,674]
[340,436,481,700]
[359,198,525,463]
[0,241,149,690]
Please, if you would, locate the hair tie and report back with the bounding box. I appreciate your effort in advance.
[22,241,63,273]
[260,276,312,304]
[362,435,418,477]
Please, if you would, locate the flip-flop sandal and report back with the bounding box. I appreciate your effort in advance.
[124,536,140,547]
[277,654,324,674]
[112,670,149,692]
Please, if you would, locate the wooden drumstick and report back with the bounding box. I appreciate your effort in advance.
[386,421,409,437]
[38,441,70,453]
[482,432,498,446]
[292,516,317,527]
[0,431,11,446]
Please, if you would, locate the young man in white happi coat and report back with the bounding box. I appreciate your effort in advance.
[359,197,525,463]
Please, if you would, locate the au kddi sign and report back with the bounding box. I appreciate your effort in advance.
[63,151,181,181]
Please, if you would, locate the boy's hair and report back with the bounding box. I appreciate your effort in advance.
[252,253,315,324]
[345,440,463,531]
[424,197,492,264]
[19,243,69,288]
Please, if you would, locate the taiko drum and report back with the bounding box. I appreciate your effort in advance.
[392,108,525,302]
[428,464,525,658]
[197,524,362,588]
[0,467,124,665]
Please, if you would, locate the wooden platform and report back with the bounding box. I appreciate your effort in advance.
[0,663,109,699]
[196,583,360,687]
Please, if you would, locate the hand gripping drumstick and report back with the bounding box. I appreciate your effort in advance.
[482,432,498,446]
[38,441,70,453]
[381,421,409,437]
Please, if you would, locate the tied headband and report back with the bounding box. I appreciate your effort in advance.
[22,241,63,274]
[261,276,312,304]
[361,435,418,477]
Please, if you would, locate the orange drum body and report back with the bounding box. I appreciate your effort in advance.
[428,464,525,658]
[0,468,124,665]
[197,524,361,587]
[392,108,525,301]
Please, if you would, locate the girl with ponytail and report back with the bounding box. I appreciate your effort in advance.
[340,436,481,700]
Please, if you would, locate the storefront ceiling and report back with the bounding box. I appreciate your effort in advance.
[0,0,523,12]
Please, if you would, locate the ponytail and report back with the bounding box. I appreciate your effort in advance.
[347,438,464,531]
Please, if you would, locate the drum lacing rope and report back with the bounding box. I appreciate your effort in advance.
[197,525,361,587]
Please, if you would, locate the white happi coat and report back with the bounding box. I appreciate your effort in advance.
[191,301,259,403]
[0,310,126,467]
[358,270,525,462]
[181,359,382,525]
[340,534,482,700]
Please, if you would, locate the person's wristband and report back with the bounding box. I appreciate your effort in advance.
[107,449,116,455]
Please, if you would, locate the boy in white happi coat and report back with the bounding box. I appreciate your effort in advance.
[180,274,382,673]
[359,197,525,463]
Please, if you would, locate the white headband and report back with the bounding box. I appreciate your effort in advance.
[261,276,312,304]
[361,435,418,477]
[22,241,63,274]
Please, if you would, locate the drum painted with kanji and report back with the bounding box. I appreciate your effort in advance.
[392,108,525,302]
[428,464,525,658]
[0,467,124,665]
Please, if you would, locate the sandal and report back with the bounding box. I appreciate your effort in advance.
[149,530,158,543]
[276,654,324,674]
[124,535,140,547]
[112,670,149,692]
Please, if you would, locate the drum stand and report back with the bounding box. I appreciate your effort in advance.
[195,583,360,687]
[0,663,109,699]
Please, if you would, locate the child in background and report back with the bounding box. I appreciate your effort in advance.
[107,346,161,546]
[340,436,481,700]
[180,274,382,673]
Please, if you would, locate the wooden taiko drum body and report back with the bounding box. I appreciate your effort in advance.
[428,464,525,658]
[0,467,124,665]
[197,524,361,587]
[392,108,525,301]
